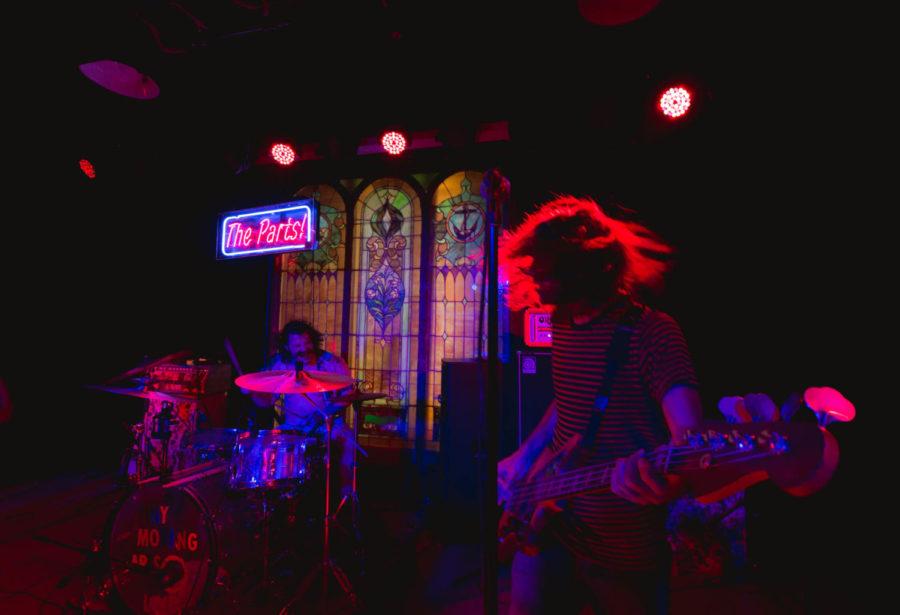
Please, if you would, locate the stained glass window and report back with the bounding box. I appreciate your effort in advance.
[277,184,347,355]
[428,171,487,442]
[273,172,504,450]
[348,178,422,446]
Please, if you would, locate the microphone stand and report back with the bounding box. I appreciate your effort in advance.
[481,169,508,615]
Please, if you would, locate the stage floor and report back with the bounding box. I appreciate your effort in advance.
[1,451,857,614]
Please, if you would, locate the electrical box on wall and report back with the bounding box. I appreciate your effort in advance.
[523,308,553,347]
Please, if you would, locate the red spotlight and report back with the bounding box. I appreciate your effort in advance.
[270,143,296,166]
[79,158,96,179]
[380,130,407,155]
[578,0,661,26]
[658,86,692,119]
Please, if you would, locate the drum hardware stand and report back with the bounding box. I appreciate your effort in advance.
[151,401,177,477]
[335,393,366,543]
[35,486,134,612]
[241,489,279,609]
[261,491,276,588]
[119,422,145,485]
[279,410,359,614]
[329,382,379,566]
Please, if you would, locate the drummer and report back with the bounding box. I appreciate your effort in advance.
[247,320,355,497]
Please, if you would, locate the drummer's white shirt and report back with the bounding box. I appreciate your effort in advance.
[265,351,351,428]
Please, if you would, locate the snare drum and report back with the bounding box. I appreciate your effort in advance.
[228,429,319,490]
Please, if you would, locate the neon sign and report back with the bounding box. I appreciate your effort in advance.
[217,199,317,259]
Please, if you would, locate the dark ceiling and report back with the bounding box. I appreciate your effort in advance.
[58,1,773,170]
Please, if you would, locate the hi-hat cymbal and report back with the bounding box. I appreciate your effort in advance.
[86,384,194,402]
[331,391,387,404]
[235,369,353,395]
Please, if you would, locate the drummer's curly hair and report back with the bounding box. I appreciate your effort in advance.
[278,320,324,361]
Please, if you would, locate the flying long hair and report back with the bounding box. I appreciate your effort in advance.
[499,195,673,310]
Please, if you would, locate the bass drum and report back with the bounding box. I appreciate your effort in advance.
[106,465,262,614]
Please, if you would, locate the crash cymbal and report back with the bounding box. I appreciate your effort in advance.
[331,390,387,404]
[235,369,353,395]
[86,384,194,402]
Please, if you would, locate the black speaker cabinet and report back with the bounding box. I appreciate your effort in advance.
[438,359,485,541]
[514,351,553,450]
[437,355,553,541]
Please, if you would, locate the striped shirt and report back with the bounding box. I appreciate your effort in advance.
[550,301,698,571]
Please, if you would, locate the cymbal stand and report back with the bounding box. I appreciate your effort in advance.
[338,395,364,541]
[280,411,358,614]
[151,401,177,477]
[245,489,278,608]
[262,492,273,586]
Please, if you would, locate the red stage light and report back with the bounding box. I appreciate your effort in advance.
[659,86,692,119]
[271,143,296,166]
[381,131,407,155]
[79,158,96,179]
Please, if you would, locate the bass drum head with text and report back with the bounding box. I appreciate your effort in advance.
[107,484,214,614]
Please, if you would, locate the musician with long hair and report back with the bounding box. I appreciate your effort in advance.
[498,196,703,614]
[249,319,355,496]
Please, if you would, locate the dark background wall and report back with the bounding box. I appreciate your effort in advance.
[2,0,870,596]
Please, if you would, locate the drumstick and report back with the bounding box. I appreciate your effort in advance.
[223,337,244,376]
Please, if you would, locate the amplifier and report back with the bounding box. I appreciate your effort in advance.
[516,351,553,450]
[148,361,232,396]
[438,359,484,541]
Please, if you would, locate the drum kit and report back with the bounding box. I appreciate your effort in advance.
[89,365,386,614]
